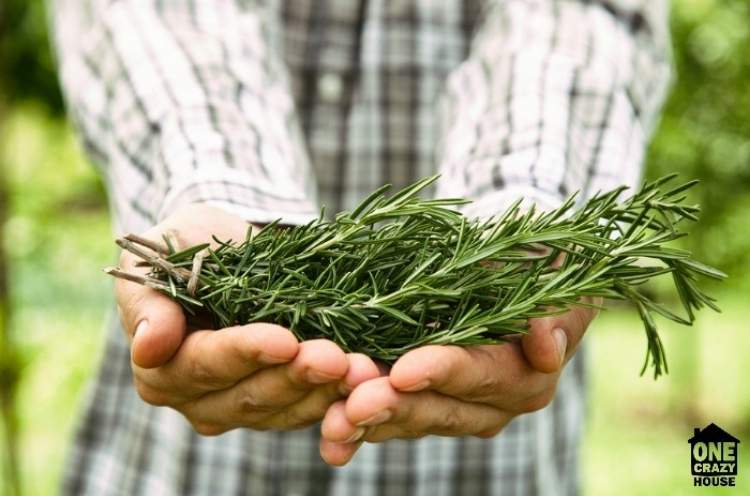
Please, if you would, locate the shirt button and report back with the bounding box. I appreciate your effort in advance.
[317,72,343,102]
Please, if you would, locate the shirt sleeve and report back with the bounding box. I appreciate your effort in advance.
[436,0,672,216]
[50,0,319,226]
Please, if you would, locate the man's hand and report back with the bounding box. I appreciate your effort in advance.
[116,204,380,434]
[318,301,599,465]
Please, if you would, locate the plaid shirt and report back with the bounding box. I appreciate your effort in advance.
[51,0,671,494]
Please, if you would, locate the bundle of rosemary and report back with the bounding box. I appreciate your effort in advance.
[107,175,725,377]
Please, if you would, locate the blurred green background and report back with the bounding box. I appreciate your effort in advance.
[0,0,748,494]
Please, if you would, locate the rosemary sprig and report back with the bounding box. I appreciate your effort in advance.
[107,175,726,378]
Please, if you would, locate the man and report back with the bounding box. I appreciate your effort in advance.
[51,0,671,494]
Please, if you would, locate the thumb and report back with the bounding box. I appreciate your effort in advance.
[522,300,600,374]
[124,287,186,369]
[114,204,253,368]
[114,242,187,369]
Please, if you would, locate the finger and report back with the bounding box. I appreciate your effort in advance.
[319,437,362,466]
[115,241,186,368]
[343,377,509,440]
[180,339,348,424]
[258,382,342,431]
[317,354,381,439]
[121,283,187,369]
[339,353,383,395]
[256,354,381,431]
[522,298,601,373]
[389,343,551,407]
[117,205,254,368]
[321,400,366,443]
[135,323,299,399]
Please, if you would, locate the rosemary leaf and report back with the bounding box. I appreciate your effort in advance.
[107,175,726,378]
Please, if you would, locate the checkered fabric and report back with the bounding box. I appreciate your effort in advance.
[50,1,671,494]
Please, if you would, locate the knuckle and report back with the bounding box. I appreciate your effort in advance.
[237,392,276,416]
[518,389,556,413]
[474,413,508,438]
[473,372,502,398]
[468,348,506,397]
[282,407,319,430]
[475,424,505,439]
[246,421,271,432]
[133,380,171,407]
[188,358,218,388]
[437,405,465,434]
[190,421,226,437]
[185,341,224,389]
[229,331,264,363]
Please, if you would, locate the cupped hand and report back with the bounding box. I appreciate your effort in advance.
[319,300,599,465]
[115,204,381,434]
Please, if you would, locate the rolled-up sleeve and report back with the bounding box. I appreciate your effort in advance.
[436,0,672,215]
[50,0,319,226]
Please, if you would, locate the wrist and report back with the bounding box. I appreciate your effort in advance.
[157,170,318,226]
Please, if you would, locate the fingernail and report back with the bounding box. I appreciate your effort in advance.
[135,320,148,338]
[400,380,429,392]
[553,328,567,366]
[307,369,341,384]
[357,410,392,427]
[344,427,365,443]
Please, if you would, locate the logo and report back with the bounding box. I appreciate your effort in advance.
[689,422,740,487]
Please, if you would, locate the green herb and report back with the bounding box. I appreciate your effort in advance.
[107,175,726,378]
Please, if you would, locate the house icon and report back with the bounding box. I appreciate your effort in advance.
[689,422,741,445]
[689,423,740,477]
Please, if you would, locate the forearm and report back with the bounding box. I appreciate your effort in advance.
[436,0,672,216]
[50,0,318,225]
